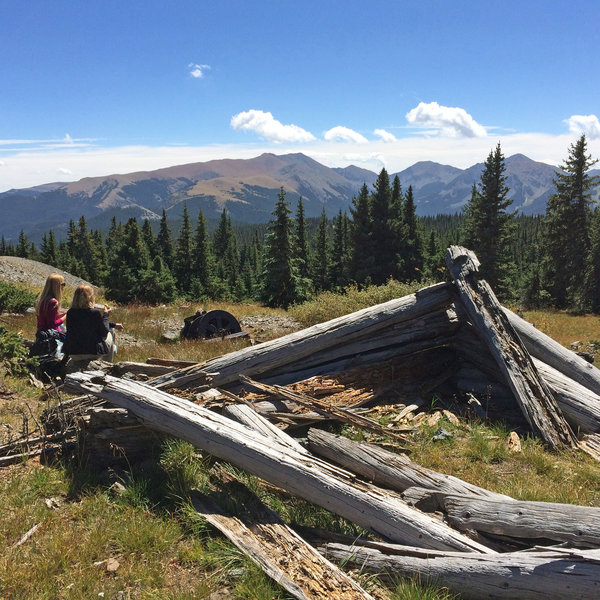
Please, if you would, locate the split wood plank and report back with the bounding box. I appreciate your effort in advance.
[149,282,453,390]
[65,371,492,553]
[241,375,409,443]
[189,471,376,600]
[446,246,577,450]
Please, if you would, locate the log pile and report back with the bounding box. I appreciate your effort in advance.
[56,245,600,599]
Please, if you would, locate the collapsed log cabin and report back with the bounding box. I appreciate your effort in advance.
[57,245,600,598]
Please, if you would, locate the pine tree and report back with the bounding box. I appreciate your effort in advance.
[294,197,311,281]
[105,217,124,264]
[313,209,330,292]
[261,188,307,308]
[173,204,193,293]
[15,230,30,258]
[138,256,177,304]
[329,210,348,290]
[370,168,395,284]
[191,209,214,298]
[156,209,174,269]
[463,142,515,298]
[0,236,7,256]
[543,134,599,309]
[583,207,600,313]
[402,186,424,281]
[349,183,374,285]
[40,231,59,266]
[141,218,156,258]
[106,218,150,303]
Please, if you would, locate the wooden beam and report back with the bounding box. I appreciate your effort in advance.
[446,246,577,450]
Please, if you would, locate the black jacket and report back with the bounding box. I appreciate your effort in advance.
[64,308,110,356]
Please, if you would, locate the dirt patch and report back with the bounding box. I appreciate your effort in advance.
[239,314,302,342]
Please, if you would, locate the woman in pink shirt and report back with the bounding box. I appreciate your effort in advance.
[35,274,66,334]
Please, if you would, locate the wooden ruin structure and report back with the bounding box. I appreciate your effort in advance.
[4,246,600,599]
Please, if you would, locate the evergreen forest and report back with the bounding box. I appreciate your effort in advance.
[1,135,598,312]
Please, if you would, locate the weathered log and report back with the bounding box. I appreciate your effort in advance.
[455,326,600,434]
[65,371,492,552]
[307,428,505,501]
[446,246,577,449]
[146,357,198,368]
[309,429,600,547]
[319,541,600,600]
[150,282,453,390]
[504,307,600,397]
[222,403,309,456]
[110,361,176,377]
[440,494,600,548]
[189,471,376,600]
[534,358,600,434]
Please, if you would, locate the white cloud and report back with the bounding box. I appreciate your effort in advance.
[406,101,487,138]
[57,167,72,175]
[63,133,74,144]
[0,159,4,166]
[189,63,210,79]
[2,131,599,193]
[324,126,368,144]
[565,114,600,140]
[231,109,316,143]
[374,129,397,143]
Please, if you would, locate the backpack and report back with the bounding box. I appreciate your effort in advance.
[29,329,59,359]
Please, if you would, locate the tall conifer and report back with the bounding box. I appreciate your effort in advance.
[543,135,599,308]
[463,142,515,298]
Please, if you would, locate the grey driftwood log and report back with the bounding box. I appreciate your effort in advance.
[65,371,491,553]
[149,281,454,390]
[446,246,577,450]
[504,307,600,397]
[308,429,600,547]
[319,541,600,600]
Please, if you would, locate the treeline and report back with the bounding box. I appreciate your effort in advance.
[1,135,598,311]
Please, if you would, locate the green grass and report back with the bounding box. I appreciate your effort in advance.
[2,287,600,598]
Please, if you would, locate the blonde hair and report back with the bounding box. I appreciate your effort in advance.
[35,274,65,315]
[71,284,95,309]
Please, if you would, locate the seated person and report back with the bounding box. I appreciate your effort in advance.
[36,274,66,336]
[64,285,123,363]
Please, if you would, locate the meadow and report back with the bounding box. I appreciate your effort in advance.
[1,280,599,599]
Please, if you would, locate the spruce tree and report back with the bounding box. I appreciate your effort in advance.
[329,210,349,290]
[294,197,311,281]
[583,207,600,313]
[156,209,174,269]
[106,218,150,303]
[402,186,424,281]
[16,230,30,258]
[138,256,177,304]
[463,142,515,298]
[261,188,306,308]
[349,183,374,285]
[191,209,214,298]
[173,204,193,293]
[370,168,395,284]
[141,218,156,258]
[40,231,59,266]
[313,209,330,292]
[543,134,599,308]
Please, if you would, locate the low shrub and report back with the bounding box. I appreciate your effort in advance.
[0,326,31,376]
[290,279,429,326]
[0,280,36,313]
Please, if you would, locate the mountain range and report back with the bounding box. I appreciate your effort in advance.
[1,152,599,241]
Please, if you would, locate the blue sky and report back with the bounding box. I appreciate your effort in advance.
[1,0,599,191]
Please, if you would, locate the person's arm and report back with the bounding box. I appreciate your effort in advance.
[48,298,65,328]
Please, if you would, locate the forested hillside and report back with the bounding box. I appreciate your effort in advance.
[1,136,598,312]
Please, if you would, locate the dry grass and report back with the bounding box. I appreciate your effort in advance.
[520,309,600,355]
